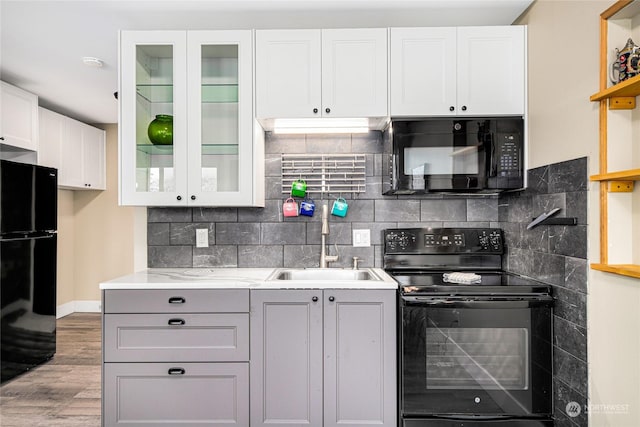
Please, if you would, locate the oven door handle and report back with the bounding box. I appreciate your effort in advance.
[402,296,553,309]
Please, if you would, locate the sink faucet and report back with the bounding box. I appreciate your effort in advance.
[320,204,339,268]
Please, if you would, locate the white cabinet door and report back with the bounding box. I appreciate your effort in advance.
[390,26,525,117]
[323,290,396,427]
[457,26,526,116]
[321,28,388,117]
[59,119,85,188]
[256,28,388,119]
[187,30,257,206]
[390,27,457,116]
[250,290,324,427]
[119,31,189,206]
[82,124,106,190]
[255,29,322,118]
[38,107,64,169]
[1,81,38,151]
[58,118,105,190]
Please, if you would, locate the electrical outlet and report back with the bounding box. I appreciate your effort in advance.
[353,229,371,247]
[196,228,209,248]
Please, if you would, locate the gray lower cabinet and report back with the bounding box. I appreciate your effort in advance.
[250,289,396,427]
[102,289,250,427]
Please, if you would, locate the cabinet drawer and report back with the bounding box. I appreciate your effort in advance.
[104,313,249,362]
[103,362,248,427]
[103,289,249,313]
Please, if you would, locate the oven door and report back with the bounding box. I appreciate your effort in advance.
[400,296,553,418]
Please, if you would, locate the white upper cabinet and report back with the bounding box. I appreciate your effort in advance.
[390,26,526,116]
[256,28,388,119]
[39,107,106,190]
[119,30,263,207]
[1,81,38,151]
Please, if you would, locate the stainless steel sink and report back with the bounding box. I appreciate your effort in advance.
[269,268,380,281]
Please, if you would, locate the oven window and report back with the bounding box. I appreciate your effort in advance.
[426,326,528,390]
[403,146,479,175]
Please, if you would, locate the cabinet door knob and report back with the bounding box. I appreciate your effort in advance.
[312,296,318,302]
[328,296,335,302]
[313,108,319,114]
[168,297,186,304]
[177,196,182,201]
[168,318,186,326]
[325,108,331,114]
[449,106,455,112]
[168,368,186,375]
[191,195,196,200]
[461,105,467,111]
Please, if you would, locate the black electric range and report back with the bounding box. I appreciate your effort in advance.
[384,227,554,427]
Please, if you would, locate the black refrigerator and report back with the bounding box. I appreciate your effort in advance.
[0,159,57,383]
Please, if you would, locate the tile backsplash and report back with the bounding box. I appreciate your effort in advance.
[148,131,500,269]
[499,157,588,427]
[147,135,589,426]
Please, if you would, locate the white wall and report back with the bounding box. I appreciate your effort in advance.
[519,1,640,425]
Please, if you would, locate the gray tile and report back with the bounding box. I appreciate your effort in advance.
[265,133,306,154]
[421,199,467,221]
[193,207,238,222]
[148,246,192,268]
[306,222,351,245]
[305,135,352,153]
[365,154,375,177]
[362,176,386,200]
[171,223,215,245]
[261,223,306,245]
[564,257,588,294]
[397,222,443,229]
[553,347,588,398]
[265,176,284,200]
[549,225,587,259]
[531,251,565,286]
[466,198,499,222]
[376,199,420,222]
[523,225,548,252]
[351,131,383,153]
[501,221,523,251]
[374,245,383,268]
[549,157,588,193]
[264,154,282,177]
[330,246,375,268]
[148,223,170,246]
[565,191,588,225]
[526,165,549,194]
[284,245,321,268]
[554,286,587,328]
[147,207,192,223]
[444,221,491,228]
[238,200,282,222]
[329,199,374,222]
[532,193,566,217]
[216,223,261,245]
[554,378,587,427]
[238,245,283,267]
[503,194,533,223]
[373,154,383,177]
[192,245,237,267]
[554,316,587,363]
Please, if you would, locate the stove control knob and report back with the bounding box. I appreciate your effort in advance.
[474,397,481,404]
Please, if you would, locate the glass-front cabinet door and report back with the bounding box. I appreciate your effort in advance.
[119,30,262,206]
[187,31,255,206]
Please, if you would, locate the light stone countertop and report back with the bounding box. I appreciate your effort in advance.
[99,267,398,290]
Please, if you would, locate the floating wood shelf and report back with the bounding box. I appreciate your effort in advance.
[590,168,640,181]
[591,263,640,279]
[590,73,640,102]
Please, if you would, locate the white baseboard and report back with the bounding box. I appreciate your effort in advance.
[56,300,101,319]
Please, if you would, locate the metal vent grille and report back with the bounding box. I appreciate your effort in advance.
[281,154,366,195]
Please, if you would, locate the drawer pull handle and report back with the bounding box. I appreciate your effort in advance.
[168,297,186,304]
[168,318,186,326]
[168,368,186,376]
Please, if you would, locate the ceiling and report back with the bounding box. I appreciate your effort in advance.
[0,0,533,125]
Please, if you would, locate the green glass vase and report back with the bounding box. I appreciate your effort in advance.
[147,114,173,145]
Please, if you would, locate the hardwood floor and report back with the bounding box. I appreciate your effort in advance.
[0,313,101,426]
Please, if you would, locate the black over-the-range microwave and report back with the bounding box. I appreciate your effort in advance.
[382,117,524,194]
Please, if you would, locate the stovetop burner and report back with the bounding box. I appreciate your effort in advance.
[383,227,551,296]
